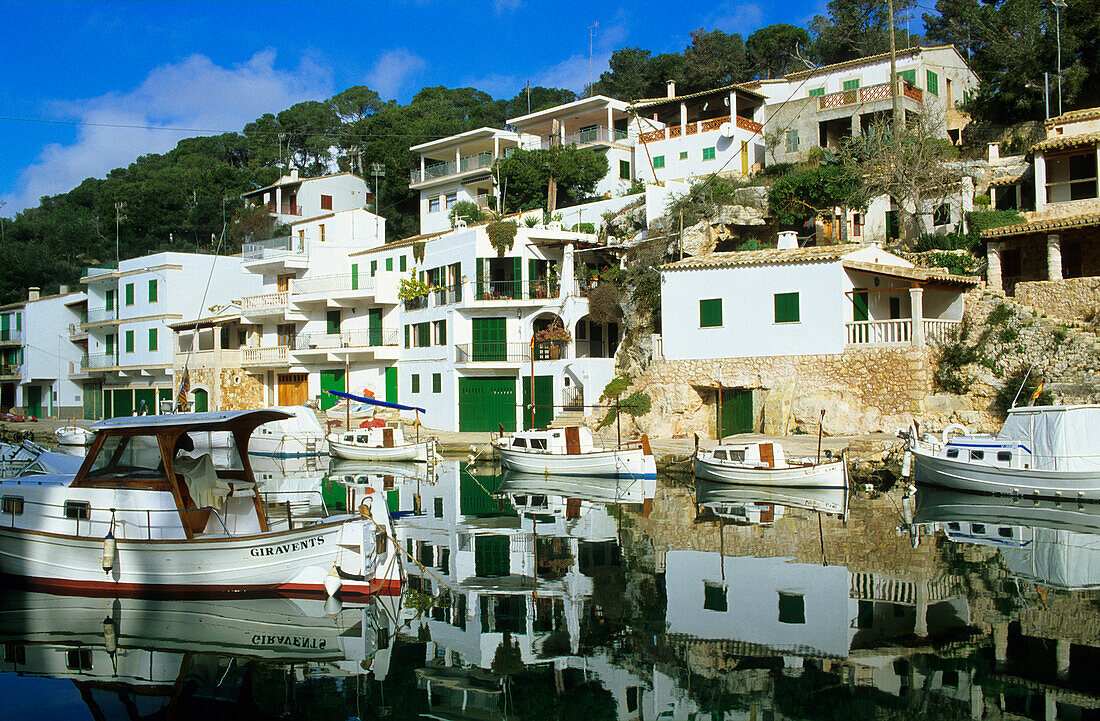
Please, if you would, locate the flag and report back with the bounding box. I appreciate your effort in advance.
[1029,379,1043,406]
[176,369,190,408]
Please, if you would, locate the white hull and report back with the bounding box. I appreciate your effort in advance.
[694,456,847,488]
[54,427,93,446]
[912,446,1100,500]
[0,517,398,596]
[496,446,657,478]
[696,481,849,515]
[248,432,329,458]
[329,437,430,462]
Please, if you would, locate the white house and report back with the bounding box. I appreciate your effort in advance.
[21,287,86,419]
[659,241,975,361]
[0,301,25,413]
[79,252,262,419]
[240,169,371,225]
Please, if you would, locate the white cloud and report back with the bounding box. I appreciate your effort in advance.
[703,2,765,34]
[493,0,523,14]
[3,50,332,215]
[365,49,428,100]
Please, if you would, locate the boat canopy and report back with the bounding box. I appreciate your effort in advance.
[998,405,1100,472]
[1000,529,1100,590]
[91,409,293,434]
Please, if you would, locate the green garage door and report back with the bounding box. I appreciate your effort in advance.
[718,388,753,438]
[459,376,516,432]
[320,369,345,411]
[112,389,133,418]
[26,386,42,418]
[134,388,156,415]
[522,375,553,430]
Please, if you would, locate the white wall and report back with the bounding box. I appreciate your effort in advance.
[23,292,85,415]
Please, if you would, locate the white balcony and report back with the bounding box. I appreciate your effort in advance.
[242,346,289,367]
[85,306,120,325]
[242,236,308,272]
[240,291,289,317]
[290,273,375,302]
[845,319,961,346]
[410,152,494,185]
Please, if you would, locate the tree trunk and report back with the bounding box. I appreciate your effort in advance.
[547,173,558,214]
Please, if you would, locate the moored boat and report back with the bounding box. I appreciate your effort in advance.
[907,404,1100,500]
[190,404,329,458]
[694,440,847,488]
[0,410,402,597]
[327,421,438,462]
[492,426,657,479]
[695,480,849,525]
[54,425,93,446]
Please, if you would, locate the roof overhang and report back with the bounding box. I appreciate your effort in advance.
[842,260,979,289]
[981,213,1100,240]
[507,95,629,127]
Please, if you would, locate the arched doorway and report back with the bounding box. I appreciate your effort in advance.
[532,313,567,360]
[192,388,209,412]
[574,315,621,359]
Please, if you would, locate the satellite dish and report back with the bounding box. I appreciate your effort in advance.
[718,122,734,137]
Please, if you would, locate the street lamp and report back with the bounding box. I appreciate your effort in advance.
[1052,0,1066,116]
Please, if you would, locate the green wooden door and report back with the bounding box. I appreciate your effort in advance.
[26,386,42,418]
[885,210,899,241]
[134,388,156,415]
[83,382,99,420]
[852,288,869,322]
[474,535,511,577]
[385,367,398,403]
[103,389,112,419]
[522,375,554,430]
[718,388,753,438]
[351,264,359,290]
[459,376,516,432]
[472,317,506,361]
[112,389,133,418]
[192,388,208,412]
[368,308,383,346]
[0,315,8,342]
[320,369,345,411]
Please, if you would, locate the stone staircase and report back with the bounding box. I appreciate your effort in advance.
[549,410,585,428]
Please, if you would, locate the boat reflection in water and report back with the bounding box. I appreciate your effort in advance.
[0,588,400,719]
[695,479,849,526]
[914,485,1100,590]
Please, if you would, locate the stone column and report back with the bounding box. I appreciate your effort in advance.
[1056,639,1071,679]
[680,102,687,134]
[909,287,925,346]
[1047,233,1063,280]
[993,622,1009,667]
[851,114,861,138]
[987,242,1003,292]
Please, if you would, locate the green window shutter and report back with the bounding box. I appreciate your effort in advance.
[125,283,134,306]
[404,325,410,348]
[385,257,393,271]
[842,79,860,90]
[702,147,716,160]
[439,319,447,345]
[417,322,430,347]
[148,279,157,303]
[351,264,358,290]
[476,258,485,300]
[454,262,462,302]
[898,69,916,85]
[619,159,630,179]
[326,310,341,335]
[148,328,157,351]
[125,330,134,353]
[699,298,722,328]
[926,70,939,95]
[808,87,825,97]
[679,151,688,160]
[432,373,441,393]
[653,155,665,169]
[370,260,377,277]
[106,334,115,355]
[105,290,115,311]
[400,256,407,272]
[411,374,420,393]
[512,257,522,299]
[774,292,800,323]
[15,314,20,332]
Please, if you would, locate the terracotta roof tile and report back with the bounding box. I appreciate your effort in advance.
[1032,130,1100,153]
[981,212,1100,239]
[661,243,864,270]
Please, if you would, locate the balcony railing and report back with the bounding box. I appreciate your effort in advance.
[474,279,560,301]
[818,80,922,111]
[240,291,289,314]
[0,330,23,344]
[0,363,21,379]
[81,353,118,369]
[639,116,761,144]
[293,329,398,351]
[242,235,302,261]
[242,346,289,366]
[433,284,463,305]
[278,203,303,216]
[291,273,375,296]
[86,306,119,324]
[846,319,960,346]
[410,152,494,184]
[455,342,532,363]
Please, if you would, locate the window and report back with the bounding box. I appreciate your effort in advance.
[970,450,985,461]
[699,298,723,328]
[105,289,116,311]
[933,204,951,226]
[148,279,157,303]
[326,310,341,335]
[15,314,20,332]
[946,448,959,458]
[416,322,430,347]
[2,496,23,515]
[897,69,917,86]
[434,319,447,345]
[652,155,665,169]
[785,129,799,153]
[404,325,410,348]
[997,451,1012,462]
[852,212,863,236]
[702,146,716,161]
[64,500,90,520]
[370,260,378,277]
[400,256,407,272]
[386,257,393,272]
[619,159,631,179]
[947,521,960,530]
[105,334,116,355]
[972,523,986,535]
[778,592,805,624]
[1046,150,1098,203]
[998,527,1014,538]
[319,224,326,242]
[320,194,333,211]
[926,70,939,96]
[66,649,93,670]
[148,328,157,351]
[428,195,440,212]
[125,330,134,353]
[125,283,134,306]
[411,374,420,393]
[679,151,688,160]
[445,192,457,209]
[703,582,727,612]
[432,373,441,393]
[434,497,444,518]
[774,292,800,323]
[277,324,295,347]
[842,78,860,90]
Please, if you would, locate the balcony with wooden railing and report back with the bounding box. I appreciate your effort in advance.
[818,80,923,111]
[640,114,763,144]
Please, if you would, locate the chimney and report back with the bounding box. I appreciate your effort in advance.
[777,231,799,250]
[988,142,1000,163]
[28,287,40,301]
[290,167,300,180]
[667,80,676,98]
[59,285,69,294]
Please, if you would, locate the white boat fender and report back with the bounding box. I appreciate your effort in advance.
[942,423,969,446]
[324,566,343,597]
[102,509,118,575]
[324,595,343,616]
[103,615,118,654]
[901,450,913,478]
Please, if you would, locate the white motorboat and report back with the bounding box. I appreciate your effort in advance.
[190,404,329,458]
[0,409,402,597]
[0,439,50,478]
[493,426,657,479]
[327,421,438,462]
[695,480,849,525]
[907,404,1100,500]
[694,441,847,488]
[54,424,93,446]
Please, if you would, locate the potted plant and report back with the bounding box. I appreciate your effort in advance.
[534,320,572,360]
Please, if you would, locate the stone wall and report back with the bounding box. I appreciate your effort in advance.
[632,345,989,437]
[1014,277,1100,322]
[189,367,264,411]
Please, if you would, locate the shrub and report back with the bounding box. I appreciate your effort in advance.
[735,238,763,252]
[925,251,981,276]
[600,376,633,403]
[448,200,486,227]
[915,232,974,252]
[486,220,517,256]
[935,341,978,394]
[571,222,596,234]
[987,303,1013,326]
[757,162,798,179]
[994,367,1052,415]
[973,194,991,207]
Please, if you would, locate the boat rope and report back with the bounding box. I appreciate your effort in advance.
[378,523,459,595]
[177,222,227,410]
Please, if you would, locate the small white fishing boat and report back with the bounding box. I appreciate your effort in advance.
[189,405,329,458]
[493,426,657,479]
[327,422,438,462]
[0,409,402,597]
[54,424,93,446]
[694,441,847,488]
[907,404,1100,500]
[497,469,656,507]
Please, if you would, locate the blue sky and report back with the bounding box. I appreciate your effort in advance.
[0,0,834,216]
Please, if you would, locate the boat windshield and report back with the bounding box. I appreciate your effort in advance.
[85,434,165,480]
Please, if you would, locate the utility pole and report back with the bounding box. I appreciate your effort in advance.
[888,0,901,136]
[588,22,599,97]
[1053,0,1066,117]
[114,201,127,265]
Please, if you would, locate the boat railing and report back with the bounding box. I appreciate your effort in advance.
[260,490,330,526]
[2,497,232,538]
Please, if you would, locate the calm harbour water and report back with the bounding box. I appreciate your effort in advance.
[2,457,1098,720]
